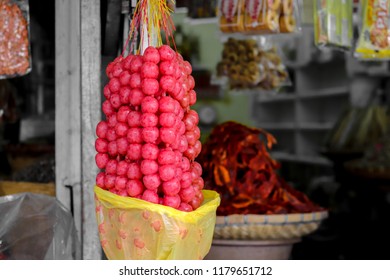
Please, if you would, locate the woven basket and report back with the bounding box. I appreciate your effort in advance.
[214,211,328,240]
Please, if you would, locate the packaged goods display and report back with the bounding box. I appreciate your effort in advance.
[219,0,299,34]
[216,37,290,90]
[198,121,324,215]
[314,0,353,50]
[218,0,245,33]
[280,0,298,33]
[0,0,31,78]
[355,0,390,59]
[243,0,281,33]
[340,0,353,48]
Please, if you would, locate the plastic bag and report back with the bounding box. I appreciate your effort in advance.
[94,186,220,260]
[324,105,389,152]
[258,44,291,90]
[218,0,245,33]
[0,192,80,260]
[219,0,301,34]
[216,37,290,90]
[244,0,281,33]
[314,0,353,50]
[279,0,301,33]
[355,0,390,60]
[0,0,32,78]
[217,37,263,88]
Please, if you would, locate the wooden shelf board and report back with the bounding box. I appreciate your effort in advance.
[183,17,218,26]
[271,152,332,166]
[298,122,334,130]
[257,93,295,103]
[174,7,189,14]
[257,122,296,130]
[300,86,349,99]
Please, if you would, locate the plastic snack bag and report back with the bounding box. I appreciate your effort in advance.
[235,38,262,88]
[244,0,282,34]
[0,0,32,78]
[279,0,301,33]
[314,0,353,49]
[217,37,264,88]
[259,48,291,90]
[340,0,353,48]
[355,0,390,60]
[218,0,245,33]
[216,37,290,90]
[95,187,220,260]
[314,0,337,46]
[257,37,291,90]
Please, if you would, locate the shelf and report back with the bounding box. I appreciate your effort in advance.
[298,122,334,131]
[257,86,348,103]
[257,92,295,103]
[271,152,332,166]
[210,76,296,101]
[257,123,295,130]
[219,31,301,43]
[299,86,349,100]
[174,7,189,14]
[183,17,218,26]
[210,75,228,87]
[219,32,258,42]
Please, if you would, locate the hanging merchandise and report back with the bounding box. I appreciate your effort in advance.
[218,0,245,33]
[243,0,282,33]
[189,0,218,19]
[257,37,291,90]
[341,0,353,48]
[219,0,301,34]
[313,0,353,50]
[279,0,300,33]
[94,0,220,260]
[346,133,390,180]
[0,0,31,78]
[355,0,390,59]
[216,37,290,90]
[324,105,389,153]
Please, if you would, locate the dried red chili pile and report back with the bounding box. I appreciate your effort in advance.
[198,121,323,216]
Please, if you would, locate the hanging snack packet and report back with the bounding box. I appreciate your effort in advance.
[355,0,390,60]
[314,0,337,46]
[0,0,32,78]
[257,37,291,90]
[218,0,245,33]
[340,0,353,48]
[216,37,290,90]
[244,0,282,34]
[279,0,299,33]
[314,0,353,49]
[259,48,291,90]
[217,38,263,88]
